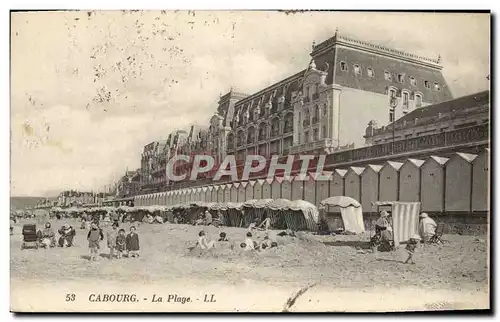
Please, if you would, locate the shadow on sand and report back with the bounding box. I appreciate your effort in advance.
[80,253,112,260]
[375,258,404,264]
[322,240,372,249]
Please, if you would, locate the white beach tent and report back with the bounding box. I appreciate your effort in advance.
[319,196,365,234]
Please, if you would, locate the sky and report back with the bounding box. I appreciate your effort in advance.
[10,11,490,197]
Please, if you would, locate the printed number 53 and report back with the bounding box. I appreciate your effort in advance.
[65,294,76,302]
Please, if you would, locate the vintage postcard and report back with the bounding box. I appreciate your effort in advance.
[10,10,490,312]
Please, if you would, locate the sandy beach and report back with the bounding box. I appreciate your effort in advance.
[10,218,489,312]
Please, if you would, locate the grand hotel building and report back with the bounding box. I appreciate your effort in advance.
[140,31,454,192]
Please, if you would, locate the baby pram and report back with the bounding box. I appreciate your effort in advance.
[21,224,40,250]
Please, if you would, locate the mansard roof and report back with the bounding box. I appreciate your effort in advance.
[233,70,306,111]
[374,90,489,136]
[333,46,453,102]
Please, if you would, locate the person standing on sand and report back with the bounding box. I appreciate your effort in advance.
[115,229,126,259]
[404,235,421,264]
[126,226,140,258]
[258,216,271,231]
[87,222,104,261]
[106,222,119,259]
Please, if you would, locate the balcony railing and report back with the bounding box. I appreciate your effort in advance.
[284,126,293,134]
[312,92,319,101]
[271,129,280,137]
[312,117,319,124]
[303,96,310,103]
[303,120,310,127]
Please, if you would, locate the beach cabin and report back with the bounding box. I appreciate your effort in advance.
[379,161,403,202]
[245,181,255,201]
[291,176,304,201]
[445,152,477,212]
[330,169,347,196]
[361,165,382,211]
[472,148,490,212]
[230,183,238,203]
[421,156,448,212]
[261,179,271,199]
[399,159,424,202]
[281,179,292,200]
[344,167,364,202]
[271,179,281,199]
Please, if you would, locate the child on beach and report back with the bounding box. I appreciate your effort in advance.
[404,235,421,264]
[80,217,87,230]
[106,222,119,259]
[115,229,126,259]
[218,232,229,242]
[87,222,104,261]
[126,226,140,258]
[197,230,216,249]
[242,232,259,251]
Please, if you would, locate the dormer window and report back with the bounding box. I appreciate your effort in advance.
[424,80,431,89]
[353,64,361,75]
[367,67,374,77]
[340,61,347,71]
[397,74,404,83]
[384,71,392,81]
[410,76,416,86]
[434,82,441,91]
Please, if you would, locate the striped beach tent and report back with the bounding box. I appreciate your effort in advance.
[372,201,421,247]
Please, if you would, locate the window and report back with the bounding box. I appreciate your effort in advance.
[424,80,431,89]
[323,103,328,116]
[258,123,267,141]
[353,64,361,75]
[313,128,319,141]
[384,71,392,81]
[397,74,404,83]
[304,131,309,143]
[340,61,347,71]
[303,108,310,127]
[402,92,409,110]
[389,88,397,101]
[313,105,320,123]
[305,85,310,98]
[410,76,416,86]
[367,67,374,77]
[322,126,327,138]
[389,111,395,123]
[434,82,441,91]
[415,94,422,107]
